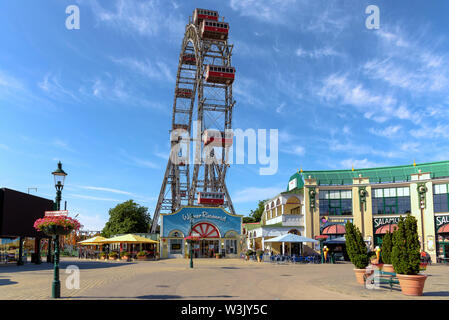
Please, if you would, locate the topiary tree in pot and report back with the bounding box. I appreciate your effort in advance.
[381,231,394,272]
[392,215,427,295]
[345,222,369,285]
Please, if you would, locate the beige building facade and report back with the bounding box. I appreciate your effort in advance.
[292,161,449,262]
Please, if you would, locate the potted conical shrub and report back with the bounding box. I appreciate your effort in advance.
[392,215,427,296]
[381,231,394,273]
[345,222,369,285]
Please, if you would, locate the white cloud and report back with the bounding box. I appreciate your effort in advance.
[110,57,174,82]
[38,73,78,101]
[53,139,75,152]
[281,145,305,156]
[69,194,123,202]
[0,71,23,90]
[295,46,342,59]
[232,186,285,203]
[369,125,402,139]
[85,0,185,40]
[80,186,134,195]
[340,158,385,170]
[229,0,297,24]
[317,73,420,124]
[410,124,449,139]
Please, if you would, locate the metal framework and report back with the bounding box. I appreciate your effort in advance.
[151,11,236,233]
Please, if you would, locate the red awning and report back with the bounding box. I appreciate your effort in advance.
[315,235,329,240]
[322,224,345,235]
[438,224,449,234]
[375,224,398,235]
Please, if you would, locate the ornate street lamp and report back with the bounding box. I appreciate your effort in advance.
[189,214,194,268]
[51,161,67,299]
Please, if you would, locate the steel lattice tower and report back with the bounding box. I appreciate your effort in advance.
[151,9,236,233]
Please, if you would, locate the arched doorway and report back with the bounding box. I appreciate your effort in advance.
[190,222,220,258]
[288,229,302,255]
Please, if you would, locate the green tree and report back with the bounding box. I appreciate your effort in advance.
[243,216,256,223]
[381,231,393,264]
[345,221,369,269]
[391,215,421,275]
[101,200,151,238]
[250,200,267,222]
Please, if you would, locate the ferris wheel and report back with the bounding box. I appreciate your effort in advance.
[151,8,236,233]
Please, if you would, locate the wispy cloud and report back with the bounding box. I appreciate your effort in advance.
[295,46,342,59]
[369,125,402,139]
[339,158,386,170]
[69,194,123,202]
[80,186,134,196]
[317,73,421,124]
[232,186,285,203]
[118,149,160,169]
[53,139,75,152]
[84,0,185,40]
[38,73,79,101]
[110,57,174,82]
[281,145,305,157]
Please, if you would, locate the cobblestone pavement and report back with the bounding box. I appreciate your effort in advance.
[1,258,448,300]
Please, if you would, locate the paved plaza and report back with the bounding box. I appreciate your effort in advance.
[1,258,448,300]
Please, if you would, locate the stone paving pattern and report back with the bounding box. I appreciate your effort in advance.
[1,258,448,300]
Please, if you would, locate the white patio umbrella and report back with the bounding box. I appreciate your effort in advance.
[265,233,319,255]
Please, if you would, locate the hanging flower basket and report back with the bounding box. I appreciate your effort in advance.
[34,216,81,236]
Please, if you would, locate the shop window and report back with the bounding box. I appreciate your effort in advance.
[372,187,411,215]
[319,190,352,216]
[169,239,183,254]
[434,184,449,213]
[225,239,237,254]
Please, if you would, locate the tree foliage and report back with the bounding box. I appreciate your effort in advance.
[250,200,267,222]
[101,200,151,238]
[243,216,256,223]
[381,231,393,264]
[392,215,421,275]
[345,221,369,269]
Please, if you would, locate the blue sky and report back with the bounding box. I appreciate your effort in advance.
[1,0,449,230]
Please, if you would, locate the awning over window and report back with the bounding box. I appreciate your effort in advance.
[322,224,345,235]
[438,224,449,234]
[375,224,398,234]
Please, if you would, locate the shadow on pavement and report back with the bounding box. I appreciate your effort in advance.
[71,294,238,300]
[0,260,131,273]
[0,277,18,286]
[423,291,449,297]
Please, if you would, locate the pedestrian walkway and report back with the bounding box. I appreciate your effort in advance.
[1,258,448,300]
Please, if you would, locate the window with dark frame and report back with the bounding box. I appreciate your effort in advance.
[372,187,411,215]
[318,190,352,216]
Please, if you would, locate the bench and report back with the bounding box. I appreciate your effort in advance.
[364,270,399,291]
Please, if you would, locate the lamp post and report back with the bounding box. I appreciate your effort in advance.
[51,161,67,299]
[189,214,194,269]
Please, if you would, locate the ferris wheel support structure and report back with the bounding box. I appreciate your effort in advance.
[151,11,236,233]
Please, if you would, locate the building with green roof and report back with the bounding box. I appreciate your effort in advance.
[290,160,449,263]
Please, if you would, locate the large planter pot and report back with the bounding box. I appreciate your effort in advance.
[383,264,395,273]
[354,268,368,285]
[397,274,427,296]
[41,225,74,236]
